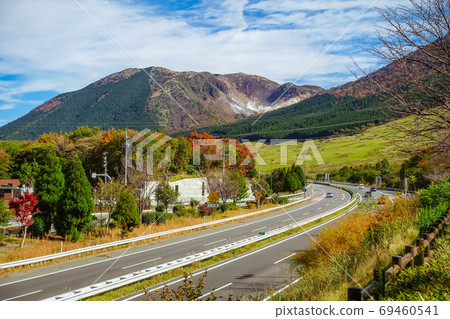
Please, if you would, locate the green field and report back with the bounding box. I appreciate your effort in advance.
[253,117,424,177]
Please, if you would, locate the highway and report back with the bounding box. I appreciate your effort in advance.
[118,184,392,301]
[0,184,359,301]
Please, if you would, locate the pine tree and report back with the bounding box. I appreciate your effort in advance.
[111,191,140,236]
[34,150,64,233]
[54,157,94,242]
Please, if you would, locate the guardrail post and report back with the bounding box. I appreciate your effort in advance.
[392,255,403,274]
[415,238,425,266]
[347,287,362,301]
[405,245,414,268]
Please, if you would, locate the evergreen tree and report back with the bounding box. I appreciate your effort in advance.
[54,157,94,242]
[34,150,65,233]
[111,191,140,236]
[154,181,179,211]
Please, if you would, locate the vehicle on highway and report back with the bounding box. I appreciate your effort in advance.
[370,186,376,192]
[326,192,334,198]
[359,184,364,189]
[365,191,372,198]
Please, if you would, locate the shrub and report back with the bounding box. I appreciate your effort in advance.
[190,199,200,208]
[219,203,229,212]
[173,205,186,217]
[155,213,166,224]
[156,204,166,212]
[185,208,197,217]
[419,181,450,208]
[142,212,156,225]
[197,204,214,216]
[111,191,140,235]
[29,215,46,238]
[272,196,289,205]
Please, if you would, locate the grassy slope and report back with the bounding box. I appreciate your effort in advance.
[255,116,424,176]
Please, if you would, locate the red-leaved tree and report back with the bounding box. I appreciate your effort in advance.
[9,191,40,248]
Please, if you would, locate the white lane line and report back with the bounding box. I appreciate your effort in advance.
[252,226,267,232]
[3,290,42,301]
[302,212,310,216]
[283,219,291,223]
[196,282,233,300]
[316,207,321,210]
[121,257,161,270]
[263,277,302,301]
[325,203,329,206]
[274,253,296,265]
[203,239,227,247]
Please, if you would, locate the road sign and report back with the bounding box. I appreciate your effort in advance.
[208,192,219,203]
[303,188,306,192]
[255,191,263,199]
[207,204,219,208]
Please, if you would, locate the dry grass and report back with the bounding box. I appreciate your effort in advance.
[276,198,423,301]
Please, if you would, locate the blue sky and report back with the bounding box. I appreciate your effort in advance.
[0,0,409,126]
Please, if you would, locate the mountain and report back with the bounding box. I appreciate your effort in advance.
[0,67,323,140]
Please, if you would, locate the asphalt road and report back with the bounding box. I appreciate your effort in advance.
[118,184,394,301]
[0,184,352,301]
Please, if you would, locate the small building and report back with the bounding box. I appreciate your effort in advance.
[0,179,21,203]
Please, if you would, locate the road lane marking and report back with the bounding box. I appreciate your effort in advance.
[283,219,292,223]
[3,290,42,301]
[263,277,303,301]
[316,207,321,210]
[121,257,161,270]
[196,282,233,300]
[274,253,296,265]
[252,226,267,232]
[302,212,310,215]
[203,239,227,247]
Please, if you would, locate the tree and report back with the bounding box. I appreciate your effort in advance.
[54,157,94,242]
[34,150,65,233]
[9,191,40,247]
[206,170,240,203]
[0,200,12,240]
[111,191,140,236]
[92,178,125,228]
[366,0,450,156]
[17,161,39,187]
[232,172,249,202]
[154,181,179,212]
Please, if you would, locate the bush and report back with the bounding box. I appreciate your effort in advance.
[108,220,117,229]
[29,215,46,238]
[419,181,450,208]
[173,205,186,217]
[111,191,140,235]
[197,204,214,216]
[272,195,289,205]
[219,203,229,212]
[156,204,166,212]
[142,212,156,225]
[185,208,198,217]
[155,213,166,224]
[190,199,200,208]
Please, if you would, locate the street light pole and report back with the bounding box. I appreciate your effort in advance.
[270,159,273,190]
[124,129,128,186]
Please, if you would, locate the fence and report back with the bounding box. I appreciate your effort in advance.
[347,206,450,301]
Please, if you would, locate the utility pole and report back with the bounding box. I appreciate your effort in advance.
[124,129,128,186]
[103,152,108,184]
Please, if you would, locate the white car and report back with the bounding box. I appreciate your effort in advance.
[326,192,334,198]
[359,184,364,189]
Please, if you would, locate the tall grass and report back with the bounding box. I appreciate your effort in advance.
[274,198,421,301]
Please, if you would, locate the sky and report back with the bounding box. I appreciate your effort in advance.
[0,0,409,126]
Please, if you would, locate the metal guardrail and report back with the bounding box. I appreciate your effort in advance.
[45,193,360,301]
[0,196,314,269]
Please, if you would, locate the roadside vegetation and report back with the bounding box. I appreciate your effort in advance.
[272,181,449,301]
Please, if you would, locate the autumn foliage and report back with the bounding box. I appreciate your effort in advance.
[9,191,40,247]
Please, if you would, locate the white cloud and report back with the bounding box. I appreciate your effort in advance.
[0,0,402,118]
[0,105,14,110]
